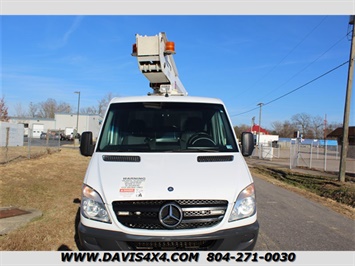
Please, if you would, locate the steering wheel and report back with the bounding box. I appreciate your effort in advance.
[187,132,216,147]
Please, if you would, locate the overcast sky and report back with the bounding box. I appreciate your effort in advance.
[2,15,354,128]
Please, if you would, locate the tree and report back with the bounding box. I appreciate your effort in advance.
[57,102,72,113]
[14,102,27,117]
[291,113,311,138]
[310,115,324,139]
[28,102,39,118]
[98,92,115,117]
[80,106,98,115]
[233,124,251,139]
[0,96,9,122]
[37,98,72,118]
[271,120,297,138]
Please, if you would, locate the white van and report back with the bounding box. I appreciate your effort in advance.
[78,95,258,250]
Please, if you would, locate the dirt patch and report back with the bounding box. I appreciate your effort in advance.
[0,208,31,219]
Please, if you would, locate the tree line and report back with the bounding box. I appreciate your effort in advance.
[234,113,341,139]
[3,93,115,120]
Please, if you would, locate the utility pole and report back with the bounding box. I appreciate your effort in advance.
[339,16,354,182]
[257,103,263,158]
[74,91,81,147]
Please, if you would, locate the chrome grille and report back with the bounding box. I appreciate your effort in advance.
[112,200,228,230]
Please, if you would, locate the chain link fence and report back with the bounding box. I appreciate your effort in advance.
[1,128,64,164]
[252,140,355,174]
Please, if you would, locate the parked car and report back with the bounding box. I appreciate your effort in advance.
[52,133,60,140]
[40,132,60,140]
[60,133,67,141]
[40,132,47,139]
[67,132,81,141]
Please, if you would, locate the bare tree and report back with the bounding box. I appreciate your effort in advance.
[271,121,283,135]
[81,106,98,115]
[291,113,311,138]
[233,124,251,139]
[14,102,27,117]
[310,115,324,139]
[38,98,72,118]
[0,96,9,122]
[28,102,39,117]
[98,92,115,117]
[271,120,297,138]
[57,102,72,113]
[38,98,56,118]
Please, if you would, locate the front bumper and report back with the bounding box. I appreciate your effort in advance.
[78,221,259,251]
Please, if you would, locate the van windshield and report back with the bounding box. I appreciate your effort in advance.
[97,102,238,153]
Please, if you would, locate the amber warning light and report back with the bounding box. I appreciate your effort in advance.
[165,41,175,54]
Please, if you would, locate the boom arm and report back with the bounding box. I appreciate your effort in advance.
[132,32,188,96]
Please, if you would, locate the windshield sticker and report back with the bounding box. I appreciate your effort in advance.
[226,145,233,149]
[119,177,146,198]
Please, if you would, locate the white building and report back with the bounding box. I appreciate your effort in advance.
[8,117,55,138]
[55,113,102,139]
[9,113,102,139]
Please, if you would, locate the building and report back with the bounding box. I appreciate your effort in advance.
[250,124,269,135]
[248,124,278,145]
[9,113,102,139]
[327,126,355,158]
[327,126,355,145]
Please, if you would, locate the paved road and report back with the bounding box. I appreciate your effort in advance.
[253,176,355,250]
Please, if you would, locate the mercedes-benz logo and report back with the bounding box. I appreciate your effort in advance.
[158,203,183,229]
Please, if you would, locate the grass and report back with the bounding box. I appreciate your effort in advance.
[0,146,60,164]
[0,148,90,251]
[251,166,355,208]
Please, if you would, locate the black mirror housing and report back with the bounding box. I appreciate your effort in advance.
[80,131,95,156]
[241,132,254,157]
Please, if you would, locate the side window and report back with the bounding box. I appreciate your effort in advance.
[211,112,227,146]
[99,111,123,149]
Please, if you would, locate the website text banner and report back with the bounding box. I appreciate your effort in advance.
[1,251,354,266]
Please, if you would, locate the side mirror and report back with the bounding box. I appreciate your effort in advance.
[80,131,95,156]
[241,132,254,157]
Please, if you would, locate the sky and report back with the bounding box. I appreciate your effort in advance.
[1,15,354,129]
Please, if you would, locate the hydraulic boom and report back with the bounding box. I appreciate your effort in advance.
[132,32,188,96]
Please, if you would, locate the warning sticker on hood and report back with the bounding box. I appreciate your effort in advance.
[119,177,145,198]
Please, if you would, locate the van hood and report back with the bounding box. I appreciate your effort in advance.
[86,153,253,204]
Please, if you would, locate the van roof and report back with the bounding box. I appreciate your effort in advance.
[109,95,224,105]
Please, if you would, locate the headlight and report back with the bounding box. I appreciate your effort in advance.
[81,185,111,223]
[229,184,256,222]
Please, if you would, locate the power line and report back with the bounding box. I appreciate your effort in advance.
[254,33,348,104]
[231,60,349,117]
[238,16,328,97]
[236,22,349,113]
